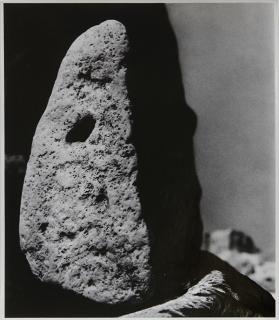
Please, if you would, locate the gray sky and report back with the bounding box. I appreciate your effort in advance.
[168,3,275,259]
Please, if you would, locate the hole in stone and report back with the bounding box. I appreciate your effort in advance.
[39,222,49,232]
[66,115,95,143]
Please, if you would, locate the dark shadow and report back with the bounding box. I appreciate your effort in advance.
[4,3,202,316]
[125,6,203,304]
[65,115,96,143]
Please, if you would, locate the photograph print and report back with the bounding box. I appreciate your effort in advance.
[4,2,276,317]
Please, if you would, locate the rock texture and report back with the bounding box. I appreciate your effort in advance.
[122,251,275,317]
[123,270,234,318]
[19,20,151,304]
[203,229,275,295]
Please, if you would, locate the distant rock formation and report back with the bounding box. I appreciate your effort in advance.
[203,229,275,295]
[203,229,259,254]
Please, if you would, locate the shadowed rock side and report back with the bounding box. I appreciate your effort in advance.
[123,5,203,303]
[19,20,151,305]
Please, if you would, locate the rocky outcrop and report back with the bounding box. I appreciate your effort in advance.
[19,20,151,305]
[203,229,259,255]
[121,231,276,317]
[123,270,234,318]
[203,229,275,295]
[122,251,275,317]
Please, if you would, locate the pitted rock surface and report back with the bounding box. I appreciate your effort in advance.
[19,20,151,304]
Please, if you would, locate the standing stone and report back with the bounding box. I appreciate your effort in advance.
[19,20,151,304]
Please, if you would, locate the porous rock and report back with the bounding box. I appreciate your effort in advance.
[19,20,151,304]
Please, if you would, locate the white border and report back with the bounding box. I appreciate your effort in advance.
[274,0,278,317]
[0,1,5,319]
[0,1,277,319]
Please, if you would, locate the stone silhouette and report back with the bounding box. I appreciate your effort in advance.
[19,20,151,305]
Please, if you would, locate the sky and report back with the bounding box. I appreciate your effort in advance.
[168,3,275,259]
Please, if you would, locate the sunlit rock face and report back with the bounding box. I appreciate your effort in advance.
[19,20,151,305]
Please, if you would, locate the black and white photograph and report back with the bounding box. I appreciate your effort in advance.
[2,1,277,317]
